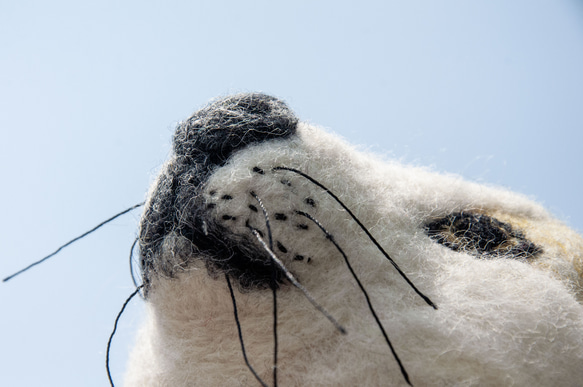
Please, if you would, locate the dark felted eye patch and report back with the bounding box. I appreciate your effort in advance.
[424,212,542,259]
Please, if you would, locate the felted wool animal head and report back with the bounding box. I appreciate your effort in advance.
[125,93,583,386]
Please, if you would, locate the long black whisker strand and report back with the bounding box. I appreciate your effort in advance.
[128,237,144,299]
[106,285,144,387]
[273,167,437,310]
[249,191,278,387]
[296,211,412,386]
[129,237,139,288]
[250,192,273,249]
[271,257,278,387]
[247,226,347,335]
[226,274,269,387]
[3,202,145,282]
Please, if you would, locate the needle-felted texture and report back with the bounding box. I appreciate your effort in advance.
[126,94,583,386]
[139,93,297,294]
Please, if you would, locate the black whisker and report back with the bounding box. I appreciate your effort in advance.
[250,192,273,249]
[249,191,278,386]
[271,261,278,387]
[226,274,269,387]
[106,285,144,387]
[296,210,412,386]
[250,191,346,334]
[3,202,145,282]
[273,167,437,310]
[128,237,144,299]
[247,226,347,335]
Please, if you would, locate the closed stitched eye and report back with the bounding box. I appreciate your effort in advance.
[424,212,542,259]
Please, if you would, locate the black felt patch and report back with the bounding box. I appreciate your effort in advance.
[138,93,298,294]
[274,213,288,221]
[173,94,298,165]
[305,198,316,207]
[277,241,288,253]
[424,212,542,259]
[253,166,265,174]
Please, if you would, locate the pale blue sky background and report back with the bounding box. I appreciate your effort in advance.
[1,1,582,386]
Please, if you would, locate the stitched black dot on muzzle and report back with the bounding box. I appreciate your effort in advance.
[138,93,298,295]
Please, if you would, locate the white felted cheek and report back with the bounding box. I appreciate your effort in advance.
[125,123,583,386]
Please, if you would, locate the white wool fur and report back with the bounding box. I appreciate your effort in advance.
[125,123,583,386]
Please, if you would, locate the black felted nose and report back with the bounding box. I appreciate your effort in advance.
[139,93,298,294]
[173,93,298,166]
